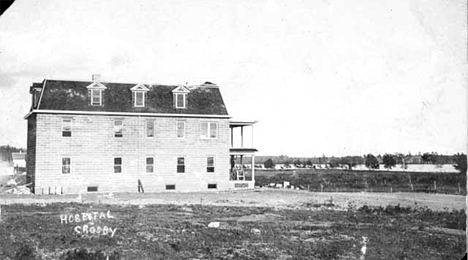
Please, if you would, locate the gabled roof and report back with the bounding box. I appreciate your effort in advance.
[30,79,229,116]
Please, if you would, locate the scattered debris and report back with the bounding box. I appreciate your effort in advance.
[5,186,31,195]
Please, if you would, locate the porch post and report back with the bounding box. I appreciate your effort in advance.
[230,127,233,147]
[251,154,255,186]
[241,126,244,148]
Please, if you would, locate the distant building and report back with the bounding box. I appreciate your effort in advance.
[25,75,257,194]
[12,152,26,168]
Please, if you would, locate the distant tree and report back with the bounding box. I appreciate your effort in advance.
[365,154,379,170]
[382,154,396,169]
[421,152,434,164]
[340,156,360,170]
[264,158,275,169]
[453,153,467,175]
[306,159,313,166]
[293,159,302,167]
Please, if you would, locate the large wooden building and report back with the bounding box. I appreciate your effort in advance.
[25,75,257,194]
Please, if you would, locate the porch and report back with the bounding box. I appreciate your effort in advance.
[229,120,258,189]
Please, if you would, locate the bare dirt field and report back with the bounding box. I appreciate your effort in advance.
[1,188,465,211]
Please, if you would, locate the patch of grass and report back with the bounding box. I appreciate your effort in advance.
[0,203,465,259]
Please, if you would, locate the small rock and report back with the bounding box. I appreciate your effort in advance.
[208,222,220,228]
[251,228,261,235]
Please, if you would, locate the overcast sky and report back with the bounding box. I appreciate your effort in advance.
[0,0,466,157]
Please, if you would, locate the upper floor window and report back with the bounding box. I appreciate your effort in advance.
[62,157,71,174]
[114,120,123,137]
[131,84,149,108]
[172,86,189,109]
[201,122,218,139]
[177,121,185,138]
[147,120,155,137]
[62,119,72,137]
[86,81,107,107]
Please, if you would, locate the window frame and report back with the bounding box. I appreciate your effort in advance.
[207,184,217,189]
[146,120,155,138]
[177,157,185,173]
[91,89,102,106]
[176,121,185,138]
[207,156,215,173]
[114,157,122,173]
[146,157,154,173]
[62,157,71,174]
[165,184,176,190]
[114,120,123,138]
[200,122,218,139]
[62,118,72,137]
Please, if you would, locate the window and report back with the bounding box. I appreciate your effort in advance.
[165,184,176,190]
[201,122,218,139]
[134,91,145,107]
[175,93,186,108]
[62,119,72,137]
[207,156,215,172]
[87,186,98,192]
[177,121,185,138]
[91,89,102,106]
[114,120,123,137]
[147,120,155,137]
[62,157,71,174]
[177,157,185,173]
[146,157,154,173]
[114,157,122,173]
[208,184,217,189]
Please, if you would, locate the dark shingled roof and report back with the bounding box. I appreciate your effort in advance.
[35,79,229,116]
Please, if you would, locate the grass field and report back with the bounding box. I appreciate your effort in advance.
[0,190,465,259]
[254,169,467,195]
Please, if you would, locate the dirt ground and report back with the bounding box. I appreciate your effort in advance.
[1,188,465,211]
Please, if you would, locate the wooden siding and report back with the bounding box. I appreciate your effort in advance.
[26,114,36,190]
[33,114,230,194]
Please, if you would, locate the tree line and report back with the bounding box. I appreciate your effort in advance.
[261,153,467,174]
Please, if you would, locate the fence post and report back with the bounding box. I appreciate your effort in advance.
[458,182,461,194]
[308,185,310,191]
[433,181,437,191]
[320,184,324,193]
[390,187,393,193]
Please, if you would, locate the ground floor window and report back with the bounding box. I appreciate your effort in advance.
[165,184,176,190]
[114,157,122,173]
[146,157,154,173]
[177,157,185,173]
[207,183,217,189]
[62,157,71,174]
[207,156,215,172]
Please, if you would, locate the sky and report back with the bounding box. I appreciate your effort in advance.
[0,0,466,157]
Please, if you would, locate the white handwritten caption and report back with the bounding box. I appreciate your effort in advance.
[60,210,117,237]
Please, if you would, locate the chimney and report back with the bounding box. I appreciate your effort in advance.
[92,74,101,82]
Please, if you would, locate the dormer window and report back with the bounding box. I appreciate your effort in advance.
[86,79,107,107]
[131,84,149,108]
[175,93,186,108]
[91,89,102,106]
[172,86,190,109]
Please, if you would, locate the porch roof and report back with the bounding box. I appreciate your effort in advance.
[230,148,258,154]
[229,120,257,128]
